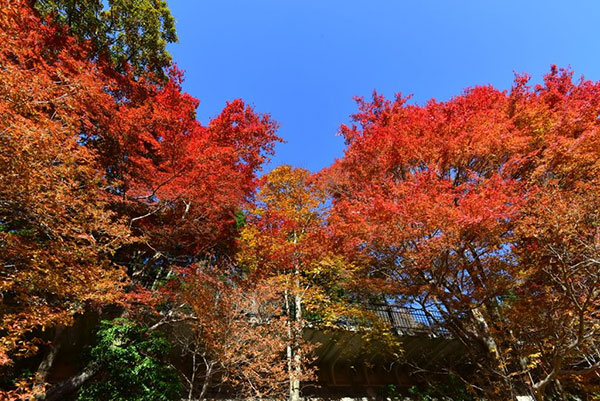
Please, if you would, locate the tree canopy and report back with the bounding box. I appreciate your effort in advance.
[325,67,600,399]
[33,0,177,78]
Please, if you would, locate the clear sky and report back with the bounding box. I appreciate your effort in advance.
[167,0,600,172]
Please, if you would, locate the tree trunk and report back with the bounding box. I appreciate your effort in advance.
[198,361,214,401]
[36,326,64,376]
[470,306,517,398]
[289,288,302,401]
[284,288,296,401]
[186,352,197,401]
[34,326,65,400]
[44,362,100,401]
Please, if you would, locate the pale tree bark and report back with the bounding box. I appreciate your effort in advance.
[197,360,214,401]
[284,262,305,401]
[290,286,303,401]
[284,287,295,401]
[284,282,303,401]
[469,307,519,400]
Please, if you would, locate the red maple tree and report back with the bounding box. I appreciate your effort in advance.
[325,67,600,399]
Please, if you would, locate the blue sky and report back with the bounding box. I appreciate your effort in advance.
[167,1,600,172]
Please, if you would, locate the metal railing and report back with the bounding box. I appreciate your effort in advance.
[369,304,450,337]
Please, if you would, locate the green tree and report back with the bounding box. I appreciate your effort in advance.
[33,0,177,78]
[78,318,181,401]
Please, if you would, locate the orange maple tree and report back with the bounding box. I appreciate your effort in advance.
[0,1,280,398]
[238,166,329,401]
[166,266,290,400]
[0,0,130,375]
[238,165,402,400]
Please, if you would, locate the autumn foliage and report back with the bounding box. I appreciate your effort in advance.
[1,0,600,400]
[0,0,130,369]
[326,67,600,399]
[166,268,292,399]
[0,1,278,398]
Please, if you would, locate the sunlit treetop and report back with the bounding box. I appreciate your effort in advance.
[33,0,177,79]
